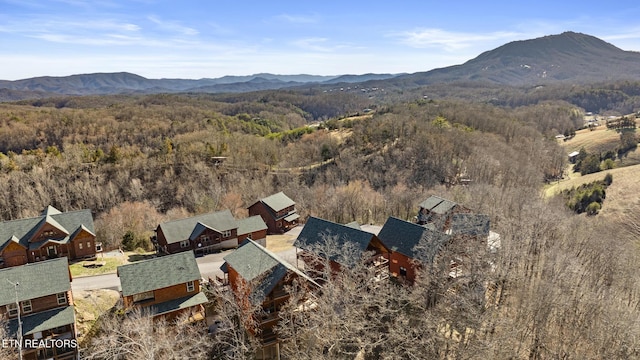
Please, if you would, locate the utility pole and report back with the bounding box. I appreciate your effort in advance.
[6,279,23,360]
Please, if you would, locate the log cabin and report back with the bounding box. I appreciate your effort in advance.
[247,192,299,234]
[294,216,390,282]
[117,251,208,321]
[221,239,319,360]
[0,206,96,269]
[0,257,77,360]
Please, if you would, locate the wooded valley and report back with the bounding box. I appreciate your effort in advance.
[1,81,640,359]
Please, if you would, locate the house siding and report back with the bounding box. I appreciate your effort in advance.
[0,242,28,268]
[248,203,297,234]
[123,280,200,309]
[389,252,418,284]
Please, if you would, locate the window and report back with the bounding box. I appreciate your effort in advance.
[186,281,195,292]
[87,241,91,249]
[399,266,407,277]
[133,291,154,303]
[79,243,83,250]
[180,240,190,248]
[200,235,209,242]
[221,230,231,238]
[21,299,32,314]
[6,303,18,317]
[57,292,67,305]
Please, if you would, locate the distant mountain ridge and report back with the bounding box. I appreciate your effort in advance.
[0,72,397,99]
[2,32,640,100]
[390,31,640,86]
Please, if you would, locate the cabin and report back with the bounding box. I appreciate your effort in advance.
[415,195,470,230]
[221,240,320,360]
[0,258,77,360]
[447,213,498,276]
[248,192,299,234]
[377,217,449,284]
[237,215,268,247]
[154,210,238,256]
[0,206,97,269]
[117,251,208,320]
[294,216,390,281]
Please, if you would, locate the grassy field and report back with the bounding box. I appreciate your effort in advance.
[69,256,124,277]
[561,125,621,154]
[69,250,156,277]
[544,163,640,218]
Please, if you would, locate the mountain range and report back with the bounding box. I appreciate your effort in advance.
[2,32,640,100]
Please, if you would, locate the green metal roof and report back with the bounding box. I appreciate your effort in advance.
[418,195,458,214]
[158,210,237,245]
[237,216,267,236]
[117,252,201,297]
[0,206,94,251]
[0,257,71,306]
[8,305,75,336]
[258,192,295,212]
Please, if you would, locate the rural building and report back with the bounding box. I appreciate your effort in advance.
[568,150,580,163]
[294,216,390,281]
[248,192,299,234]
[416,195,470,230]
[221,239,320,360]
[117,251,208,320]
[0,257,77,360]
[377,217,449,284]
[153,209,266,256]
[448,213,501,276]
[237,215,268,247]
[0,206,97,269]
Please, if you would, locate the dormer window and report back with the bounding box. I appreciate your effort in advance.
[222,230,231,238]
[42,230,56,238]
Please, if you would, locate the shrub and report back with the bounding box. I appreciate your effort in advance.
[586,202,601,215]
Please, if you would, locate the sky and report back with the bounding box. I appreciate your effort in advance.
[2,0,640,80]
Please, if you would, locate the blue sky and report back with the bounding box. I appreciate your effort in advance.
[2,0,640,80]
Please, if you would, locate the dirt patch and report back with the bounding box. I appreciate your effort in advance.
[266,234,295,252]
[74,289,120,343]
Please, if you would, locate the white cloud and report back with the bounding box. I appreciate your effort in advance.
[147,15,199,36]
[275,13,319,24]
[394,28,523,51]
[292,37,332,52]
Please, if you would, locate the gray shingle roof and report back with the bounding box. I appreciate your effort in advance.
[0,206,94,251]
[8,305,76,336]
[148,292,208,317]
[294,217,380,266]
[223,240,318,304]
[450,214,490,237]
[0,257,71,306]
[118,252,201,297]
[377,217,449,262]
[258,192,295,212]
[237,216,268,236]
[158,210,237,244]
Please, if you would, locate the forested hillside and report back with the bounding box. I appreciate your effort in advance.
[1,86,640,359]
